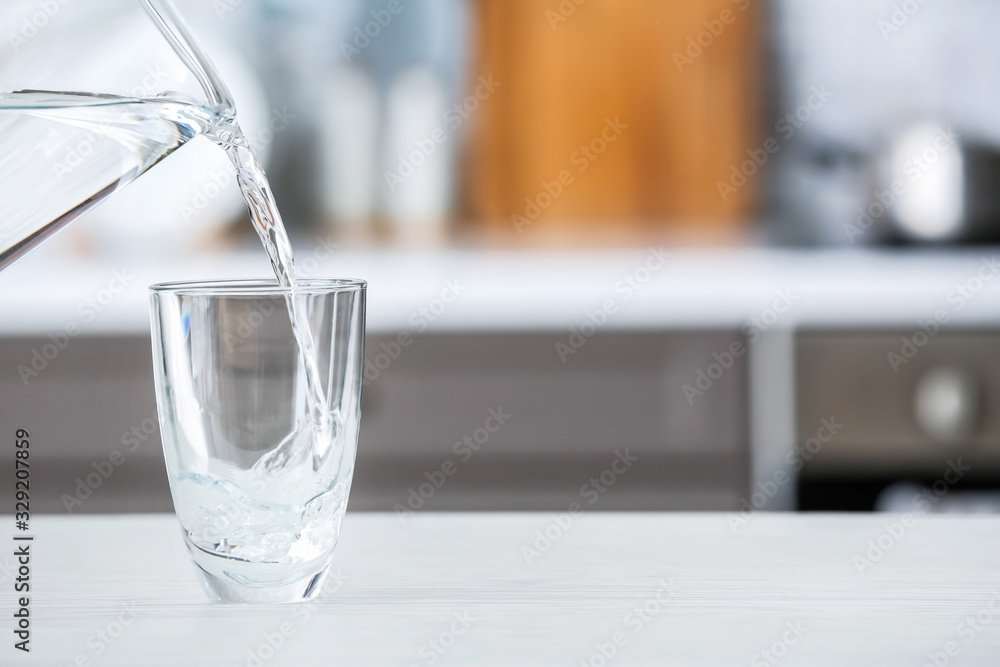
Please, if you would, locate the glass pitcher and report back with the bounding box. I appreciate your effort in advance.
[0,0,233,271]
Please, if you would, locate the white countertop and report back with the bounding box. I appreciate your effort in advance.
[3,244,1000,335]
[12,512,1000,665]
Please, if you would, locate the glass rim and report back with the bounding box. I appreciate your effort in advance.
[149,278,367,295]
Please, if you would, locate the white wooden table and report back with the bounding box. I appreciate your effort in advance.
[6,513,1000,666]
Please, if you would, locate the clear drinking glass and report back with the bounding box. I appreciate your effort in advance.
[149,279,365,603]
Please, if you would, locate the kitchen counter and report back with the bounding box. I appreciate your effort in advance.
[3,245,1000,335]
[11,512,1000,665]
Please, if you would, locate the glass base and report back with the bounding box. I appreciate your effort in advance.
[193,562,330,604]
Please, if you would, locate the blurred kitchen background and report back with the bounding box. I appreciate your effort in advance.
[4,0,1000,514]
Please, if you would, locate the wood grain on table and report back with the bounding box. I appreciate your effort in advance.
[8,513,1000,666]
